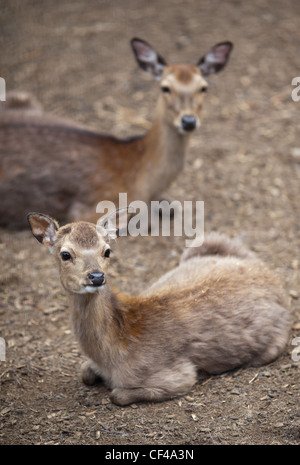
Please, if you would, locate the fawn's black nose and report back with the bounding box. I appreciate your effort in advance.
[181,115,197,131]
[88,271,105,287]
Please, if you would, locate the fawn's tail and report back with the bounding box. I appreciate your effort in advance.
[181,232,254,263]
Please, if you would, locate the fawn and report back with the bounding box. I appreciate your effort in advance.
[0,38,233,228]
[28,211,291,406]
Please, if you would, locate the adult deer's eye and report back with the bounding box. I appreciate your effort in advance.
[104,249,111,258]
[161,86,171,93]
[61,251,72,261]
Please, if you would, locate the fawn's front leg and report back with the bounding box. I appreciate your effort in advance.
[81,360,104,386]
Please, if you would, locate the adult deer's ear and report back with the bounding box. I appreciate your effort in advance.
[27,212,59,251]
[197,41,233,77]
[131,37,167,80]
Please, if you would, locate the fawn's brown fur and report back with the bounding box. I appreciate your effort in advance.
[0,39,232,228]
[28,212,291,406]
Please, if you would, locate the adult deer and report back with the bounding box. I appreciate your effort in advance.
[28,211,291,406]
[0,39,232,228]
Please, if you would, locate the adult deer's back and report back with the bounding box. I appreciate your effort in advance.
[0,39,233,228]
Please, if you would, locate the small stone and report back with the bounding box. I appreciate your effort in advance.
[101,397,110,405]
[230,389,241,395]
[289,290,299,299]
[0,407,11,416]
[291,147,300,158]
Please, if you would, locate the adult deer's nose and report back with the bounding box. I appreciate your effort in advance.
[181,115,197,131]
[88,271,105,287]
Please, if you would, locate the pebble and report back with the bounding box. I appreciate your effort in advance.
[230,389,241,395]
[290,147,300,158]
[130,403,138,409]
[199,427,211,433]
[289,290,299,299]
[0,407,11,416]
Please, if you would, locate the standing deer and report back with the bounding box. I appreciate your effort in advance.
[27,211,291,406]
[0,39,233,228]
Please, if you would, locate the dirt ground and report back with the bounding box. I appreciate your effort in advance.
[0,0,299,446]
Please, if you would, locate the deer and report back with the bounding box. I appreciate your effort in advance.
[27,211,291,406]
[0,38,233,228]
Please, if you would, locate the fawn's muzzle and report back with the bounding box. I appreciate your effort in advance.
[88,271,105,287]
[181,115,197,131]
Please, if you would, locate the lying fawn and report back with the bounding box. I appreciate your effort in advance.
[0,38,232,228]
[28,211,291,406]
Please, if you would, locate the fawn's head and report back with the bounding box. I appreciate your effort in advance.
[131,38,233,134]
[27,211,124,294]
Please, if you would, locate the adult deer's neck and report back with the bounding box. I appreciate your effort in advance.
[133,98,190,200]
[147,97,189,164]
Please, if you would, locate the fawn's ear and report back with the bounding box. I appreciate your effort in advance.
[197,41,233,77]
[96,207,133,243]
[131,37,167,80]
[27,212,59,251]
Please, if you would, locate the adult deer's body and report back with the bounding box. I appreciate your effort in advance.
[0,39,232,228]
[28,212,291,406]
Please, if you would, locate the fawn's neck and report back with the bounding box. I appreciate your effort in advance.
[69,285,139,366]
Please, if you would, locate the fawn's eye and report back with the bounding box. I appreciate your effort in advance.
[61,251,72,261]
[104,249,111,258]
[200,86,207,93]
[161,86,171,93]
